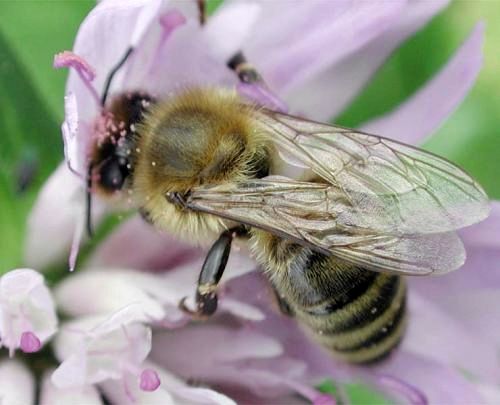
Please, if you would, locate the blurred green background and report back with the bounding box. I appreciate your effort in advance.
[0,1,498,403]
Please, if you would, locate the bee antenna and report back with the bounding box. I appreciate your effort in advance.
[100,47,134,106]
[86,162,94,238]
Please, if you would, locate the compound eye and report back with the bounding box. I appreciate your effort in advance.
[99,159,126,191]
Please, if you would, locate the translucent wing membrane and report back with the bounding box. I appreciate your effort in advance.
[185,110,488,276]
[256,110,490,234]
[186,178,465,275]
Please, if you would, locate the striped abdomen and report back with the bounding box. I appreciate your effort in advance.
[251,232,407,363]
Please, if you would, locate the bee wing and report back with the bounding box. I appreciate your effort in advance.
[186,178,465,275]
[255,109,490,234]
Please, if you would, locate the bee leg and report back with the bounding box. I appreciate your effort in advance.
[86,162,94,237]
[179,227,242,318]
[196,0,206,25]
[227,51,261,84]
[101,47,134,106]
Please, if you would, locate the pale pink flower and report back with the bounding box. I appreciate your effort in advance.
[51,303,236,404]
[0,359,35,404]
[0,269,57,356]
[22,0,499,404]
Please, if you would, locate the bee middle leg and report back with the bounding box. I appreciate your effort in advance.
[179,226,245,319]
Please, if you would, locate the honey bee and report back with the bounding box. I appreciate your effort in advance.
[86,49,489,364]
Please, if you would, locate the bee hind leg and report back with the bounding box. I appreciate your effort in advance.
[179,226,243,319]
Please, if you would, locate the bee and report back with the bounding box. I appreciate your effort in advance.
[86,49,489,364]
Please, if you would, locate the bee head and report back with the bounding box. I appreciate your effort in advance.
[90,91,155,194]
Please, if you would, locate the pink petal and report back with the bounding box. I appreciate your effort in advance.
[403,292,500,383]
[151,323,315,401]
[66,0,167,121]
[373,352,484,404]
[283,0,449,121]
[151,324,283,373]
[87,215,201,271]
[123,18,231,96]
[362,23,483,144]
[205,1,261,62]
[436,290,500,348]
[410,201,500,298]
[461,200,500,249]
[243,0,406,116]
[0,360,35,404]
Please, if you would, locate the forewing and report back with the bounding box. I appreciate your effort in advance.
[255,110,490,234]
[186,178,465,275]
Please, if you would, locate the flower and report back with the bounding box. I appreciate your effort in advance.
[0,269,57,356]
[21,0,500,404]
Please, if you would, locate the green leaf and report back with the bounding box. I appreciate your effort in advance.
[0,1,94,273]
[0,0,94,120]
[0,31,61,273]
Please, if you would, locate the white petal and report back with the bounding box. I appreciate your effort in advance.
[24,163,106,270]
[51,351,88,389]
[205,1,261,61]
[53,307,153,388]
[0,359,35,405]
[42,369,102,405]
[55,269,165,321]
[0,269,58,351]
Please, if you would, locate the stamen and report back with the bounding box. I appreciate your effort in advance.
[54,51,101,107]
[376,374,428,405]
[139,368,161,391]
[20,331,41,353]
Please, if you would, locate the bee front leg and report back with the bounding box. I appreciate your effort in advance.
[179,227,242,319]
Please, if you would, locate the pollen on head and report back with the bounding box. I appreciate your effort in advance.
[136,147,141,153]
[151,161,157,167]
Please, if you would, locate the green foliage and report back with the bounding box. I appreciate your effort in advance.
[0,1,93,272]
